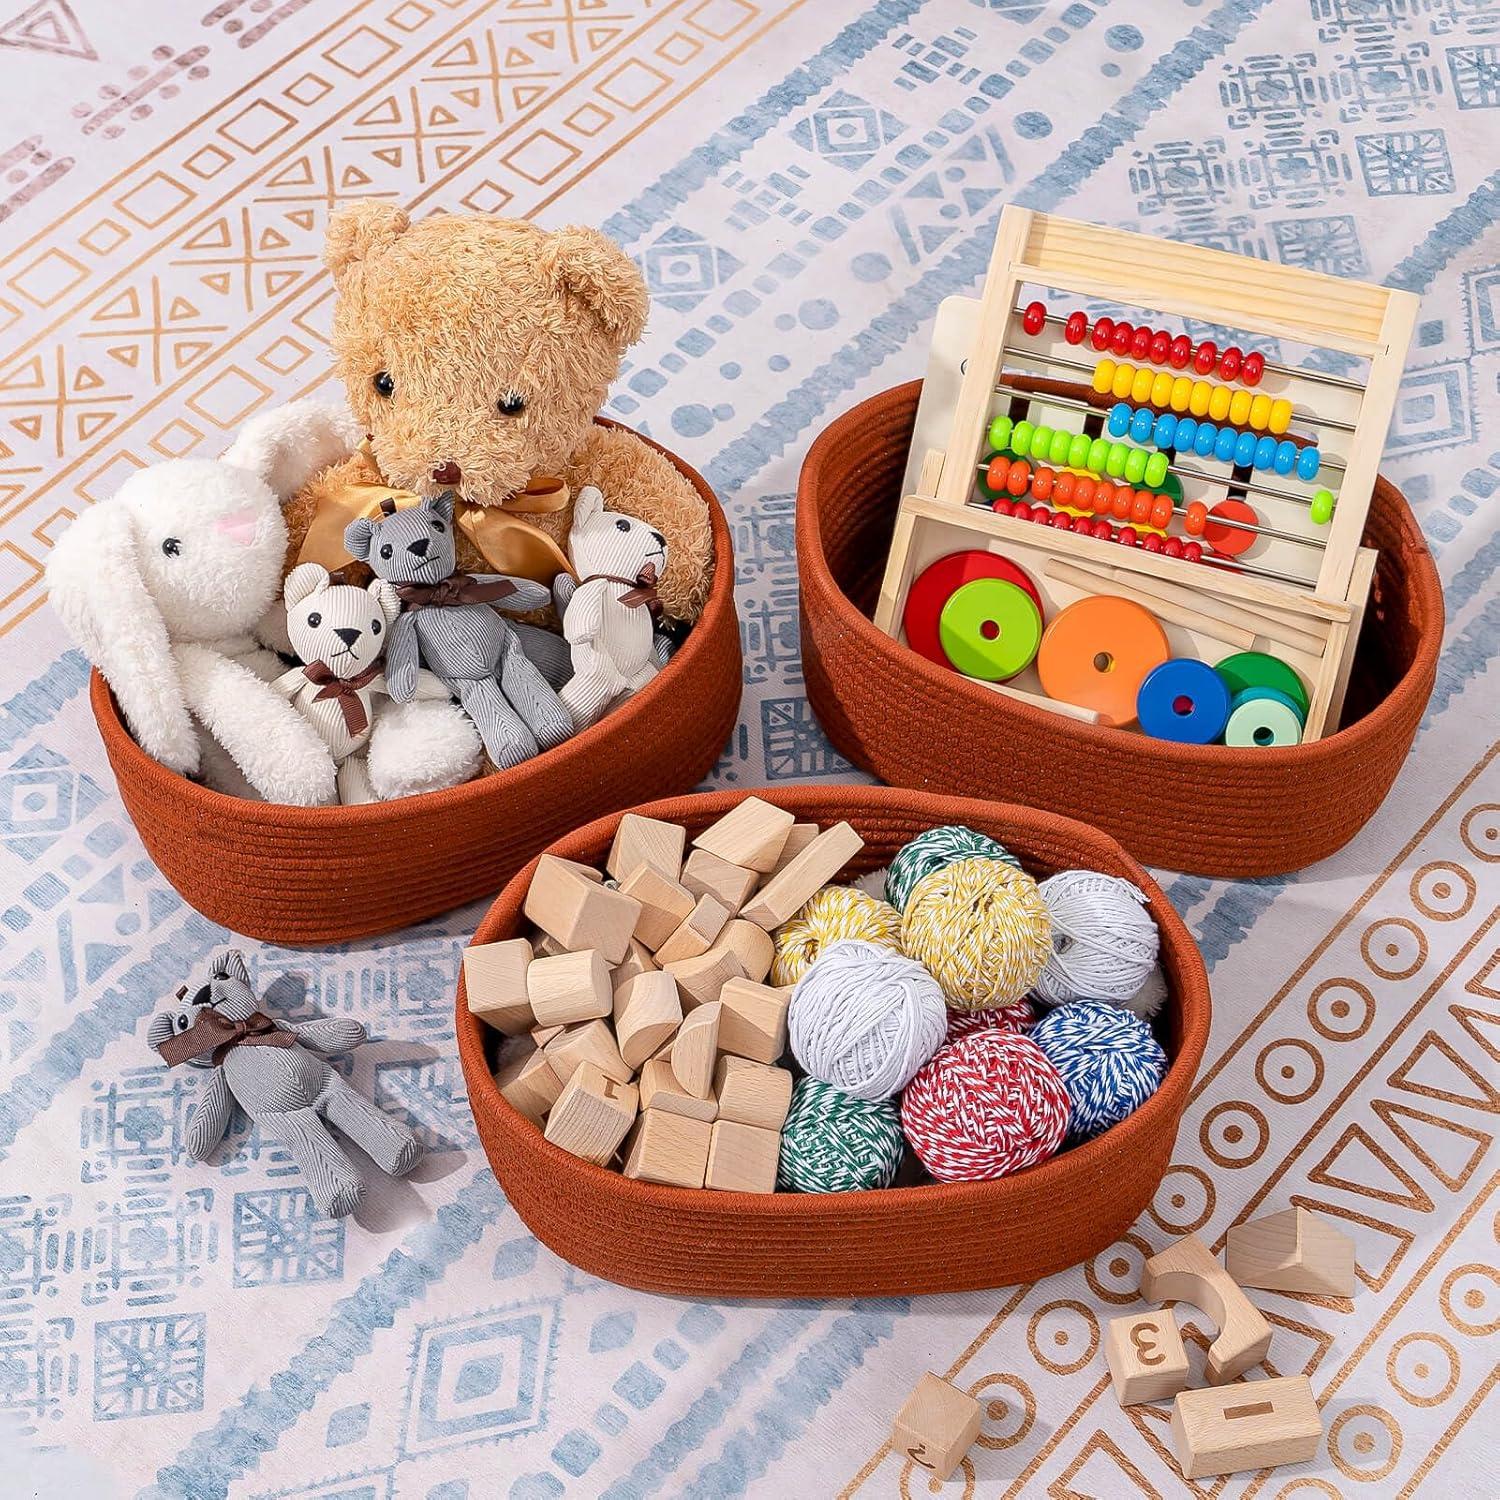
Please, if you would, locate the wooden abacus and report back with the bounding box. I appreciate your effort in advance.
[874,209,1418,744]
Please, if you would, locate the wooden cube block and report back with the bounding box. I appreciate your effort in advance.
[544,1062,638,1165]
[663,946,746,1009]
[492,1038,561,1124]
[613,970,682,1070]
[1142,1234,1272,1385]
[623,1108,711,1187]
[531,930,568,958]
[891,1373,982,1483]
[526,949,611,1027]
[1170,1376,1321,1479]
[612,937,658,986]
[740,822,864,929]
[680,848,759,914]
[714,1055,792,1131]
[554,856,604,883]
[1225,1207,1355,1297]
[463,938,534,1035]
[703,919,774,984]
[607,813,685,882]
[692,797,795,874]
[639,1057,717,1122]
[768,822,820,876]
[653,893,731,965]
[717,978,791,1064]
[705,1120,779,1192]
[1105,1310,1189,1406]
[671,1001,720,1098]
[524,854,641,963]
[544,1018,632,1088]
[619,864,696,950]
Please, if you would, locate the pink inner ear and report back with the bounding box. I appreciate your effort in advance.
[215,508,260,545]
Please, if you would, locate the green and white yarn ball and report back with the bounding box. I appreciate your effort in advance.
[884,823,1021,910]
[777,1077,906,1192]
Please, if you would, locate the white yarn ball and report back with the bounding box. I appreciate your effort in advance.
[1032,871,1160,1007]
[789,939,947,1100]
[1120,963,1169,1020]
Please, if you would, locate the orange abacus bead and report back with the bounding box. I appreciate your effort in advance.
[1006,460,1031,496]
[987,456,1011,489]
[1184,501,1208,536]
[1131,491,1153,525]
[1075,476,1099,511]
[1054,471,1076,506]
[1032,465,1054,501]
[1111,487,1133,521]
[1150,494,1174,529]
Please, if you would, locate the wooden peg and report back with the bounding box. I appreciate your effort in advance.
[613,970,682,1070]
[526,949,612,1027]
[662,946,746,1009]
[623,1108,711,1187]
[543,1018,632,1088]
[740,822,863,930]
[714,1055,792,1132]
[768,822,820,877]
[703,919,775,983]
[1170,1376,1321,1479]
[717,978,791,1064]
[1226,1207,1356,1297]
[680,848,760,914]
[692,796,795,874]
[543,1062,638,1165]
[671,1001,720,1098]
[1142,1234,1272,1385]
[1104,1310,1189,1406]
[463,938,535,1035]
[890,1373,982,1483]
[606,812,686,882]
[619,864,696,950]
[612,937,658,986]
[639,1057,717,1122]
[705,1119,779,1192]
[524,854,642,963]
[492,1038,562,1125]
[652,893,731,965]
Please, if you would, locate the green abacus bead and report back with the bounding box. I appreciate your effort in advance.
[1068,433,1091,467]
[1087,437,1111,472]
[1048,428,1072,465]
[1105,442,1128,478]
[1031,426,1053,459]
[1012,420,1035,456]
[1124,447,1148,484]
[1144,451,1170,487]
[988,415,1013,452]
[1310,489,1335,525]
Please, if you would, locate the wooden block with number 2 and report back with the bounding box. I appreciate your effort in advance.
[1105,1310,1189,1406]
[891,1372,982,1482]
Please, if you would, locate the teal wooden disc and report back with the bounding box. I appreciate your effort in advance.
[1225,687,1305,748]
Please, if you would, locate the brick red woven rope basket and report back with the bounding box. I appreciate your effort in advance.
[798,382,1443,878]
[458,785,1210,1298]
[91,428,741,945]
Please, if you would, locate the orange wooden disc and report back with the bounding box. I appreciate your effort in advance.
[1036,595,1170,727]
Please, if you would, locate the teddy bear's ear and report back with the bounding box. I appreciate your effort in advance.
[424,492,455,525]
[368,578,400,627]
[344,516,377,561]
[284,562,330,610]
[572,484,605,527]
[538,226,648,349]
[325,200,410,280]
[210,949,251,985]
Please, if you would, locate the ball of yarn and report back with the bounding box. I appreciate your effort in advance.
[884,823,1020,910]
[901,857,1052,1011]
[900,1030,1069,1181]
[789,939,947,1100]
[777,1077,906,1192]
[1029,1000,1167,1138]
[1122,963,1169,1020]
[771,885,902,987]
[945,1000,1035,1045]
[1031,871,1160,1007]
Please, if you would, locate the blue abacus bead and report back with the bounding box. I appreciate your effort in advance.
[1108,403,1131,438]
[1130,409,1155,444]
[1194,424,1217,457]
[1254,435,1278,470]
[1214,426,1238,463]
[1233,430,1258,468]
[1273,439,1298,476]
[1297,446,1321,482]
[1174,418,1197,452]
[1153,413,1177,448]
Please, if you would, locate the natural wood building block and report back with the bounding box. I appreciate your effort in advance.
[1142,1234,1273,1385]
[671,1002,720,1098]
[607,813,686,882]
[492,1038,562,1125]
[544,1018,632,1088]
[543,1062,638,1165]
[714,1055,792,1132]
[619,864,696,950]
[1105,1310,1189,1407]
[1226,1208,1356,1297]
[1170,1377,1321,1479]
[623,1108,711,1187]
[530,1023,565,1049]
[717,978,791,1064]
[705,1120,779,1192]
[663,946,746,1009]
[524,854,641,963]
[554,856,604,883]
[891,1373,982,1482]
[531,930,568,958]
[768,822,820,876]
[639,1058,717,1122]
[740,822,864,930]
[613,971,682,1070]
[612,938,658,986]
[692,797,795,874]
[463,938,534,1035]
[680,848,759,915]
[704,919,774,984]
[526,949,612,1027]
[652,893,731,965]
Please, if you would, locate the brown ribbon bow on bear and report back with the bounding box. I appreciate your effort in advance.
[394,574,521,611]
[579,562,663,621]
[156,1008,296,1068]
[302,660,384,737]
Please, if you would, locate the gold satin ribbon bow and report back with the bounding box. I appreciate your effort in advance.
[297,440,574,584]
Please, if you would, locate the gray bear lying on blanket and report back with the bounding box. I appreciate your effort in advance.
[344,494,574,770]
[148,950,421,1218]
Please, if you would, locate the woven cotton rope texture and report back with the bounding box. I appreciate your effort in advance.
[883,823,1020,910]
[946,1001,1034,1044]
[901,1029,1069,1182]
[777,1077,906,1192]
[1030,1000,1167,1139]
[1032,871,1160,1006]
[789,939,947,1100]
[901,857,1052,1010]
[770,885,902,987]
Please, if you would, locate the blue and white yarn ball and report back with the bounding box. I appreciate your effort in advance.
[1029,1000,1167,1139]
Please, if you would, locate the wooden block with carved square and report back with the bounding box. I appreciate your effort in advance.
[543,1062,638,1165]
[463,937,534,1035]
[890,1373,982,1483]
[1105,1309,1189,1406]
[1170,1376,1321,1479]
[691,796,795,873]
[524,854,641,963]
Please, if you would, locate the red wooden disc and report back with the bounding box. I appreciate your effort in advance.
[1204,498,1257,557]
[903,551,1044,670]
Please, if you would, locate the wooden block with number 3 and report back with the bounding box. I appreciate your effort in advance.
[1142,1233,1272,1385]
[1105,1310,1189,1406]
[891,1373,982,1482]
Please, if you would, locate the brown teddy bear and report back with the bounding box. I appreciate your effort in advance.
[283,203,714,625]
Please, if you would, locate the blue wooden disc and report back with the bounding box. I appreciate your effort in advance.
[1136,658,1232,744]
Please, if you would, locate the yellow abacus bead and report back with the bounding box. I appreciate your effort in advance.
[1228,388,1252,427]
[1093,358,1116,394]
[1112,361,1135,399]
[1151,371,1174,407]
[1249,393,1272,431]
[1170,376,1194,412]
[1208,384,1232,422]
[1130,366,1155,403]
[1269,398,1293,434]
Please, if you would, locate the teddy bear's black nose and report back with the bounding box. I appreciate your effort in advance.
[407,537,430,558]
[432,460,461,485]
[335,627,361,646]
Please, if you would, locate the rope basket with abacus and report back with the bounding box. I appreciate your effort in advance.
[873,209,1417,747]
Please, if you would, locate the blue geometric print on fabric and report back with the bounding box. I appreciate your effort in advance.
[790,89,906,171]
[232,1188,344,1288]
[93,1312,206,1421]
[0,745,104,862]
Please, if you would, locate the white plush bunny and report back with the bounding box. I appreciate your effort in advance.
[46,402,357,806]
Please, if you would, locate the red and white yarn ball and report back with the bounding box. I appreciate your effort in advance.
[900,1030,1069,1182]
[944,1000,1035,1045]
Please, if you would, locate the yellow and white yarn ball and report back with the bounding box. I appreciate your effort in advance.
[901,856,1052,1011]
[771,885,903,987]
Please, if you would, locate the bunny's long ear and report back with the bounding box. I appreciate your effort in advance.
[221,400,361,501]
[210,949,252,985]
[45,502,198,774]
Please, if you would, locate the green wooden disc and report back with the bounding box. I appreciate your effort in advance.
[1214,651,1310,718]
[938,578,1042,682]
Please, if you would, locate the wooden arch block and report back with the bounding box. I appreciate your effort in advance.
[1141,1234,1272,1385]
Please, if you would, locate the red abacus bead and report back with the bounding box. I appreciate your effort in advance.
[1141,532,1164,553]
[1163,535,1185,558]
[1184,500,1209,536]
[1193,340,1217,374]
[1241,350,1265,386]
[1006,461,1031,496]
[1130,326,1153,359]
[1050,509,1073,530]
[1169,334,1192,368]
[1110,321,1134,355]
[1149,329,1172,365]
[1091,316,1114,352]
[1065,310,1088,345]
[1091,518,1114,540]
[1033,506,1056,524]
[1111,488,1133,521]
[1031,465,1054,501]
[1150,495,1175,529]
[1072,514,1094,534]
[1074,476,1098,509]
[1130,491,1153,525]
[991,497,1014,516]
[1022,300,1047,336]
[1011,502,1032,522]
[1116,526,1139,548]
[1053,471,1076,506]
[1183,541,1204,562]
[986,456,1011,488]
[1218,345,1242,381]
